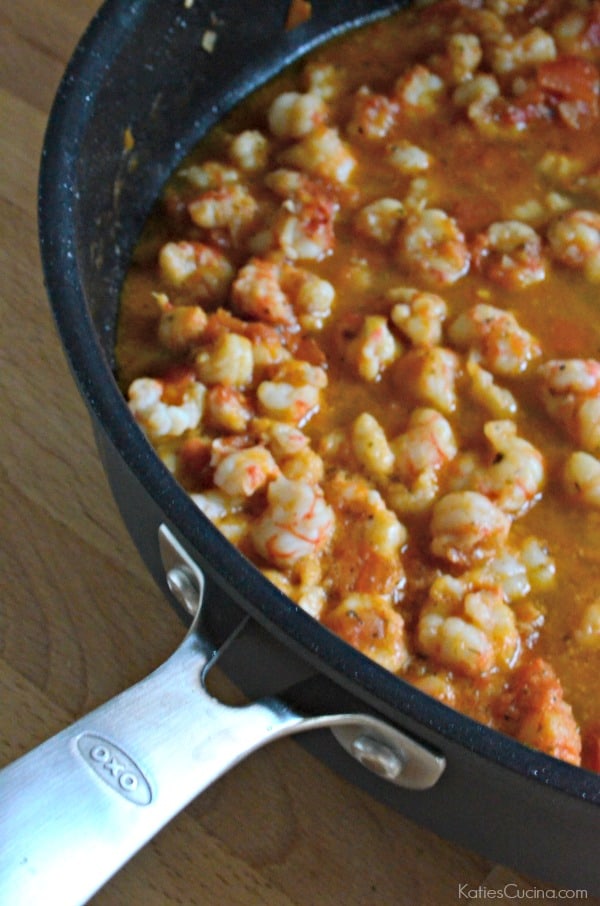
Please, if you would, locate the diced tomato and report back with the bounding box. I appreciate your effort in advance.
[285,0,312,29]
[178,436,212,484]
[203,308,249,344]
[290,335,327,367]
[159,364,196,404]
[353,548,403,595]
[323,606,386,648]
[538,56,599,107]
[582,724,600,773]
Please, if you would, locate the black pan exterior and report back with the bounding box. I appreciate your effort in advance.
[38,0,600,890]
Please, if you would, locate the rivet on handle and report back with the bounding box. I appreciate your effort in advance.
[350,734,406,781]
[166,564,201,616]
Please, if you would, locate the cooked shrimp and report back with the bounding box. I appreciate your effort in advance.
[205,385,253,433]
[564,451,600,507]
[257,360,327,426]
[202,310,290,370]
[486,0,528,15]
[228,129,270,172]
[466,534,555,602]
[363,505,407,562]
[497,658,581,765]
[347,87,399,141]
[392,407,457,482]
[353,198,406,245]
[386,139,432,176]
[417,574,520,677]
[257,379,321,425]
[253,418,310,459]
[326,470,399,524]
[520,536,556,592]
[466,550,530,603]
[449,303,541,376]
[466,358,518,418]
[180,160,240,190]
[195,332,254,387]
[231,258,296,325]
[323,594,409,673]
[452,74,500,125]
[471,221,546,290]
[574,601,600,648]
[191,486,250,544]
[456,7,505,46]
[430,490,512,567]
[251,476,335,567]
[325,471,408,592]
[234,255,334,329]
[388,287,447,347]
[352,412,395,477]
[191,488,243,522]
[387,408,457,513]
[212,444,280,497]
[155,294,208,351]
[263,556,326,616]
[391,346,460,417]
[128,374,206,440]
[158,241,234,301]
[188,184,259,240]
[348,315,401,381]
[393,64,445,115]
[280,265,335,330]
[253,418,323,489]
[302,61,345,101]
[553,5,600,55]
[537,150,584,187]
[278,125,356,185]
[402,176,431,215]
[267,91,328,139]
[278,445,325,484]
[263,168,338,260]
[547,210,600,283]
[396,208,470,287]
[538,358,600,454]
[410,673,457,707]
[430,32,483,85]
[466,420,545,517]
[491,27,557,75]
[297,585,328,620]
[387,471,441,515]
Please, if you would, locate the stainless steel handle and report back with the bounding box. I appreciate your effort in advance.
[0,626,316,905]
[0,526,444,906]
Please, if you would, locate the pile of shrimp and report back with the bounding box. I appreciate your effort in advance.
[120,0,600,771]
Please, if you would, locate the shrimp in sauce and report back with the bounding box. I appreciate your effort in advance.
[118,0,600,770]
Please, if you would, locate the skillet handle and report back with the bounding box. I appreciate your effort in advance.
[0,527,444,906]
[0,624,307,905]
[0,614,320,906]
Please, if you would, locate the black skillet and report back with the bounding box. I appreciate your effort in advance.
[0,0,598,901]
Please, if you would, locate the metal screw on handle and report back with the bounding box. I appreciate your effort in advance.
[166,564,201,616]
[350,734,406,781]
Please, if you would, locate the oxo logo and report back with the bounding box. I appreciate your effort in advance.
[77,733,152,805]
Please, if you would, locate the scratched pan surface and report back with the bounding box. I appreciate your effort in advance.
[38,0,600,891]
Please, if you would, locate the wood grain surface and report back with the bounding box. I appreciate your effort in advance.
[1,2,597,904]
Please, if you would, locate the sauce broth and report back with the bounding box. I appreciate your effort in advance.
[117,0,600,769]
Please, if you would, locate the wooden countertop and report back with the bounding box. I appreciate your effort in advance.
[1,2,595,904]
